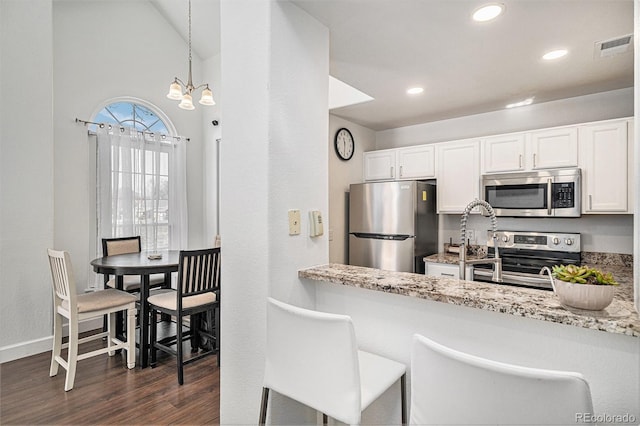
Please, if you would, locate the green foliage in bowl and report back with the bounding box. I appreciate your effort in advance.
[551,264,618,286]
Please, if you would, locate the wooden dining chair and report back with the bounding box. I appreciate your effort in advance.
[148,247,221,385]
[101,236,169,292]
[47,249,137,391]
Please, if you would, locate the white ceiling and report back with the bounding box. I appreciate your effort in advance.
[151,0,634,132]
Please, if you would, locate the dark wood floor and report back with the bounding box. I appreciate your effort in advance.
[0,328,220,425]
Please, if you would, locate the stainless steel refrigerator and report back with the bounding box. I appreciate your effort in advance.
[349,180,438,274]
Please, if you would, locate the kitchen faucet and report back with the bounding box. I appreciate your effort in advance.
[459,199,502,282]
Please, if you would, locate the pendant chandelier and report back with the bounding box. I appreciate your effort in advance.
[166,0,215,110]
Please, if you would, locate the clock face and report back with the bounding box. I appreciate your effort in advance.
[334,128,354,161]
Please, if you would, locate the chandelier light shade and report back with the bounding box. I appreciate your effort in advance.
[167,0,215,110]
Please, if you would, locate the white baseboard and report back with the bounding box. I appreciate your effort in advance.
[0,318,103,364]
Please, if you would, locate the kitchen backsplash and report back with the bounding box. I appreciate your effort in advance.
[581,252,634,267]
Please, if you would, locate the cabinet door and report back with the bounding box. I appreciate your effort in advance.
[529,127,578,169]
[398,145,435,179]
[579,120,629,213]
[363,150,396,181]
[437,140,480,213]
[482,134,526,173]
[425,262,473,280]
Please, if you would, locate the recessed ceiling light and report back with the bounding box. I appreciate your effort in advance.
[407,87,424,95]
[472,3,504,22]
[542,49,568,60]
[506,97,534,109]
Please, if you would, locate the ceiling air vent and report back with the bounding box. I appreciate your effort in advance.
[594,34,633,59]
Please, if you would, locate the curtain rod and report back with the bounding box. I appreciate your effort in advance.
[75,118,190,142]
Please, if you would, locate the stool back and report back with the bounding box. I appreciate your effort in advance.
[410,334,594,425]
[264,298,361,425]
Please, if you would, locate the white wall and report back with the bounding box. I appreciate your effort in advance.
[0,0,55,361]
[376,88,633,148]
[203,52,222,246]
[328,115,376,264]
[1,0,211,361]
[53,0,207,267]
[219,1,329,424]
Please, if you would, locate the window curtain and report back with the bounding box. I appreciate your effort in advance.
[96,125,188,255]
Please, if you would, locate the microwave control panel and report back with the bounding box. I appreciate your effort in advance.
[552,182,575,208]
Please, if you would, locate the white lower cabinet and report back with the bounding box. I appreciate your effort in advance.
[436,139,480,213]
[425,262,473,280]
[579,119,632,213]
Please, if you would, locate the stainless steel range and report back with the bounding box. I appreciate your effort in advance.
[473,231,581,290]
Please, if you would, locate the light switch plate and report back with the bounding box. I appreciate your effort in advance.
[288,209,301,235]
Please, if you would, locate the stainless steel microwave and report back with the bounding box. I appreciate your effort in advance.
[481,168,581,217]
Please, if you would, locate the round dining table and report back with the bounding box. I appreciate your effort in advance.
[91,250,180,368]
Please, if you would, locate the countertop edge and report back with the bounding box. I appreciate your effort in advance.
[299,264,640,338]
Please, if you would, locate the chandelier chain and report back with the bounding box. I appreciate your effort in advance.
[188,0,192,63]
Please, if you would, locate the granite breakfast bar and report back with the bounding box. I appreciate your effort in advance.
[299,263,640,424]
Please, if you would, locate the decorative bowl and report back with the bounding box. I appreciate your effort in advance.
[551,278,615,310]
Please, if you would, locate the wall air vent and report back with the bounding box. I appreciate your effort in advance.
[594,34,633,59]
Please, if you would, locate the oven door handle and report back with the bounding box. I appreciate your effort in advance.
[547,178,553,216]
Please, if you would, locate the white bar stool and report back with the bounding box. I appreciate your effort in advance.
[410,333,594,425]
[259,297,407,425]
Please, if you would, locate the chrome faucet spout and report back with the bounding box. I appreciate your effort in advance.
[459,199,502,282]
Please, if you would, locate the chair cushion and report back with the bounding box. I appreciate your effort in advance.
[62,289,137,313]
[106,273,166,291]
[147,290,216,311]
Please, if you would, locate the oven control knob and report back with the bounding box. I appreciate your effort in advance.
[501,235,509,243]
[552,237,560,245]
[565,238,574,246]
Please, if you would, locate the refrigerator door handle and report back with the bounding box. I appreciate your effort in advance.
[351,233,414,241]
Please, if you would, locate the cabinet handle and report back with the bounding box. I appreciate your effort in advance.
[533,153,537,168]
[441,273,455,277]
[589,194,593,210]
[390,166,394,177]
[400,165,403,177]
[547,179,552,215]
[519,154,522,169]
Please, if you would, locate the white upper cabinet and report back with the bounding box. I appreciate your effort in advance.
[364,145,435,181]
[397,145,436,179]
[482,126,578,174]
[579,119,632,214]
[481,134,526,173]
[437,139,480,213]
[529,126,578,169]
[363,149,397,181]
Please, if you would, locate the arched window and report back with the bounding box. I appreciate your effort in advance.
[93,101,171,133]
[93,99,186,252]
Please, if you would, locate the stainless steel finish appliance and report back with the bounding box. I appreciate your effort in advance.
[482,168,581,217]
[473,231,581,290]
[349,180,438,274]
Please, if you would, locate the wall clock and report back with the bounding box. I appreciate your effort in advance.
[334,128,355,161]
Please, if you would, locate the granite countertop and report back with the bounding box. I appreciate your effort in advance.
[299,263,639,338]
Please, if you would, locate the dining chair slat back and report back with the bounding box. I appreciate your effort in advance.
[48,251,73,304]
[180,248,220,298]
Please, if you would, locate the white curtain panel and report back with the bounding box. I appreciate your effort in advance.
[96,125,188,254]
